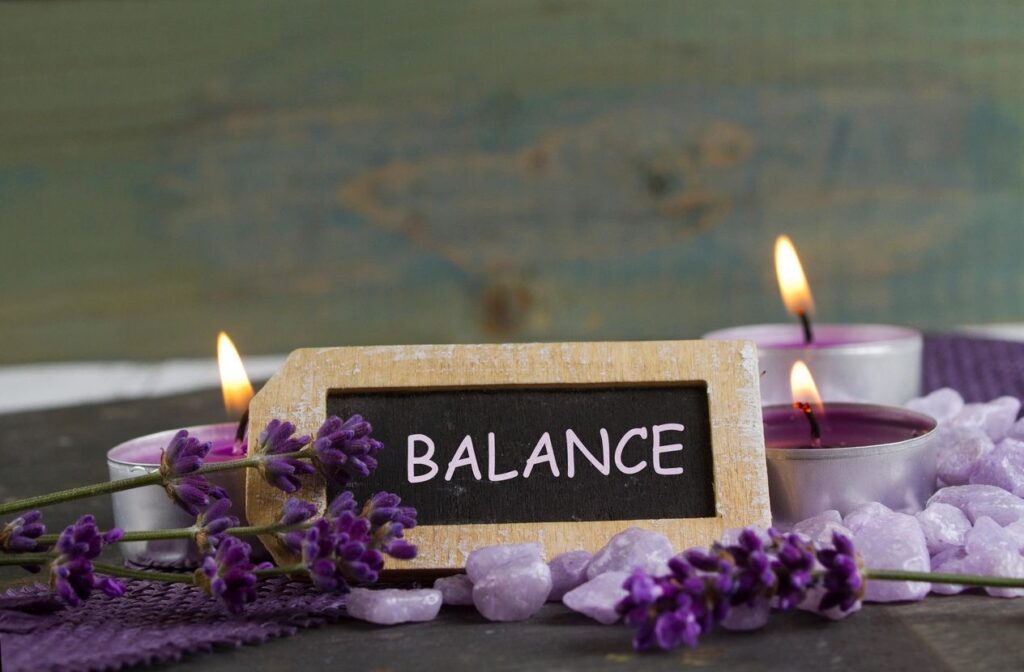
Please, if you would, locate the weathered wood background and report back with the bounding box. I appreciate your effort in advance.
[2,1,1023,364]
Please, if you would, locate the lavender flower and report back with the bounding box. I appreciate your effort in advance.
[0,511,45,553]
[299,492,419,592]
[617,526,865,652]
[301,514,382,592]
[310,415,383,488]
[277,498,319,552]
[816,531,865,613]
[195,536,270,615]
[253,419,315,494]
[195,498,239,552]
[164,475,227,517]
[49,515,125,607]
[769,530,816,609]
[159,429,212,477]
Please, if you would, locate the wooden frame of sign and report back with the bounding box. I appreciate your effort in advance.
[246,340,769,570]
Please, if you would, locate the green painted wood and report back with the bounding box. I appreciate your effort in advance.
[2,1,1023,364]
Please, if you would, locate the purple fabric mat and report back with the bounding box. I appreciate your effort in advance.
[0,578,346,672]
[1,332,1022,672]
[922,333,1024,401]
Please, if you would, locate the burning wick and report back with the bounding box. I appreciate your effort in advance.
[218,331,255,455]
[793,400,822,449]
[774,235,815,345]
[234,408,249,451]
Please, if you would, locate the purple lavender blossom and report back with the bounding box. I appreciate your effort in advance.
[769,530,816,609]
[299,492,419,592]
[164,475,227,517]
[310,415,383,488]
[617,526,864,652]
[816,531,865,613]
[277,498,319,552]
[253,419,315,494]
[1,510,45,553]
[159,429,212,477]
[49,515,125,607]
[195,498,239,552]
[196,536,270,615]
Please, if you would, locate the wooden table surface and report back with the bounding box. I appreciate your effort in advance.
[3,390,1024,671]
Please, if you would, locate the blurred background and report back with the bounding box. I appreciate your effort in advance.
[3,1,1023,369]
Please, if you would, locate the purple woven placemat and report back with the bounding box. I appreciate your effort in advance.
[2,332,1023,672]
[922,333,1024,401]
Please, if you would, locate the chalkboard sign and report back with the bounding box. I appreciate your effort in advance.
[246,341,769,570]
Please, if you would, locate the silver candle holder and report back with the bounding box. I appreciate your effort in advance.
[106,423,251,569]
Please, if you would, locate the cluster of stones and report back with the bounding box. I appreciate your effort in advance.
[787,388,1024,604]
[346,526,674,625]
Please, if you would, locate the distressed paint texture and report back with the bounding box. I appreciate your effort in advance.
[1,1,1023,363]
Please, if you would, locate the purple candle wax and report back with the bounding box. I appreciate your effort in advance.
[762,403,938,525]
[702,324,923,406]
[108,423,245,465]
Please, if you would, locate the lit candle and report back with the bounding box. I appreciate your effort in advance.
[106,332,257,568]
[704,234,923,406]
[762,361,937,526]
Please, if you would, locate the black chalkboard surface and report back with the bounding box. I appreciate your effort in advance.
[329,384,715,526]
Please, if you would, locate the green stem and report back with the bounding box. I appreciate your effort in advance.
[255,564,305,579]
[35,521,312,547]
[0,451,311,517]
[0,553,54,566]
[866,568,1024,589]
[91,562,196,584]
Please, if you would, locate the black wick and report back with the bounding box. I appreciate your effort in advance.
[798,311,814,345]
[794,401,822,449]
[234,408,249,449]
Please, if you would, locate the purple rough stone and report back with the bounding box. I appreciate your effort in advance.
[928,484,1024,525]
[930,547,968,595]
[585,527,672,579]
[843,502,893,534]
[937,428,994,486]
[915,503,970,555]
[792,510,853,548]
[547,550,593,601]
[969,439,1024,496]
[1007,418,1024,442]
[798,585,862,620]
[345,588,442,625]
[472,559,552,621]
[906,388,964,423]
[562,571,629,624]
[465,543,544,583]
[721,596,771,631]
[433,574,474,606]
[952,397,1021,442]
[963,517,1024,598]
[854,511,930,602]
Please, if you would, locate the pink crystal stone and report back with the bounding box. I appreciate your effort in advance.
[963,517,1024,598]
[915,503,970,555]
[952,397,1021,442]
[433,574,474,606]
[969,439,1024,496]
[345,588,443,625]
[928,484,1024,525]
[906,388,964,423]
[929,547,968,595]
[585,527,672,580]
[792,510,853,548]
[472,559,552,621]
[721,597,771,631]
[843,502,893,534]
[547,550,593,601]
[853,511,930,602]
[937,428,994,486]
[466,543,544,583]
[562,571,629,624]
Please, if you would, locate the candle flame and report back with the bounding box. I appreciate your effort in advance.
[217,331,254,418]
[774,235,815,317]
[789,360,824,414]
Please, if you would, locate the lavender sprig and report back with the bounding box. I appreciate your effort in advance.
[253,419,315,494]
[1,511,45,553]
[195,537,271,615]
[159,430,226,515]
[50,515,125,607]
[310,415,383,488]
[195,498,239,552]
